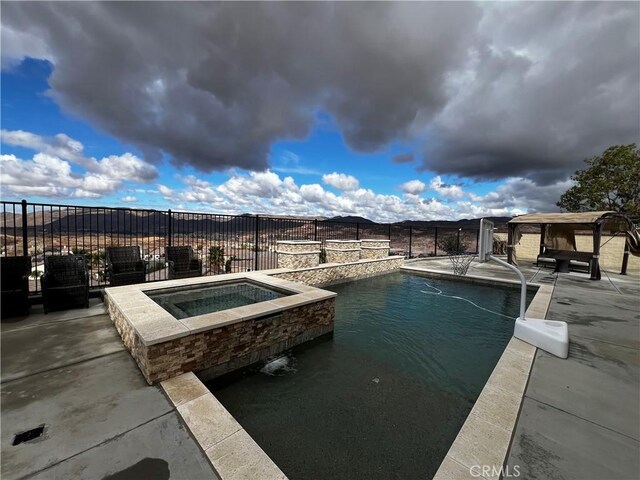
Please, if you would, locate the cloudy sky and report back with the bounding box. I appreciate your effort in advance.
[1,1,638,222]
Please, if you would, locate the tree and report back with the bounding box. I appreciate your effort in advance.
[557,144,640,219]
[208,246,225,274]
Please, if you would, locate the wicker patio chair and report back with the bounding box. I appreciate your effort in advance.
[42,255,89,313]
[1,256,32,318]
[105,246,146,286]
[166,246,202,279]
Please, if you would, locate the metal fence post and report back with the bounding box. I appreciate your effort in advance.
[409,226,413,258]
[314,219,318,241]
[167,209,172,247]
[434,227,438,256]
[356,222,360,240]
[21,199,28,256]
[456,228,461,253]
[388,224,391,240]
[254,215,260,271]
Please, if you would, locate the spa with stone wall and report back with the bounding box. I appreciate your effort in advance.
[105,273,336,384]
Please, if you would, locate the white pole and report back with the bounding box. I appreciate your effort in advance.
[489,254,527,321]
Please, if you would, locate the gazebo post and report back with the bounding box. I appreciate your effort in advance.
[621,239,630,275]
[590,222,602,280]
[539,224,546,257]
[507,222,515,264]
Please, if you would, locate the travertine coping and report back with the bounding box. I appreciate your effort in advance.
[105,272,335,346]
[361,239,390,243]
[274,250,321,255]
[405,267,555,480]
[275,240,320,244]
[162,372,287,480]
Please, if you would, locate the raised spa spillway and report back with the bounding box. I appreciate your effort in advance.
[148,281,292,319]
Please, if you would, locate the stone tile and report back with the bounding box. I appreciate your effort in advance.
[227,302,278,321]
[484,355,530,397]
[205,429,287,480]
[111,292,153,307]
[177,394,241,451]
[494,349,533,375]
[505,337,537,361]
[181,310,243,334]
[447,412,512,480]
[137,322,190,345]
[161,372,210,407]
[470,383,522,432]
[432,456,477,480]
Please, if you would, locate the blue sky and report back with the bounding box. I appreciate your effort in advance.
[1,2,636,221]
[0,58,509,221]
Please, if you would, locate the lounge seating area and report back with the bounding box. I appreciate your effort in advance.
[536,248,593,273]
[105,246,146,286]
[166,246,202,279]
[42,254,89,313]
[1,256,31,318]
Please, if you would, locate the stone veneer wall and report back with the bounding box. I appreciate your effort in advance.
[360,239,390,260]
[325,240,361,264]
[272,256,404,287]
[106,296,334,384]
[276,241,321,269]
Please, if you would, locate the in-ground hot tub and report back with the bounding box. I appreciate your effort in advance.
[105,273,336,384]
[148,280,293,319]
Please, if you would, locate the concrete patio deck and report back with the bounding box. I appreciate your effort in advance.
[1,299,218,480]
[408,257,640,479]
[2,258,638,480]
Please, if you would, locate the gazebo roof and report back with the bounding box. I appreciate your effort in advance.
[508,211,629,226]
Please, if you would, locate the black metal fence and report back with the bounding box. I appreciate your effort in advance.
[1,200,480,293]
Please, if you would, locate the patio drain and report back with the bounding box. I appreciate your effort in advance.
[12,425,45,445]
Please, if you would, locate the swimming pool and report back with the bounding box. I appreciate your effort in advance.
[207,272,534,479]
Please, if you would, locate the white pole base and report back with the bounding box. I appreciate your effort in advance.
[514,317,569,359]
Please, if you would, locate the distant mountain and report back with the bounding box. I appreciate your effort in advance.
[0,205,512,234]
[329,215,376,224]
[395,216,511,229]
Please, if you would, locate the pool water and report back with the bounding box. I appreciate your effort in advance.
[208,273,534,479]
[147,281,290,319]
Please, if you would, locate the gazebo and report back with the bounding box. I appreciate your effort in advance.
[507,211,634,280]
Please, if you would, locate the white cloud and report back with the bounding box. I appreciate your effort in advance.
[468,177,572,213]
[0,129,158,199]
[156,170,499,222]
[157,184,174,196]
[400,179,426,195]
[428,176,464,199]
[0,24,52,68]
[121,196,137,202]
[322,172,360,191]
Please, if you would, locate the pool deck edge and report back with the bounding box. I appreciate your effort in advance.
[161,372,288,480]
[423,270,554,480]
